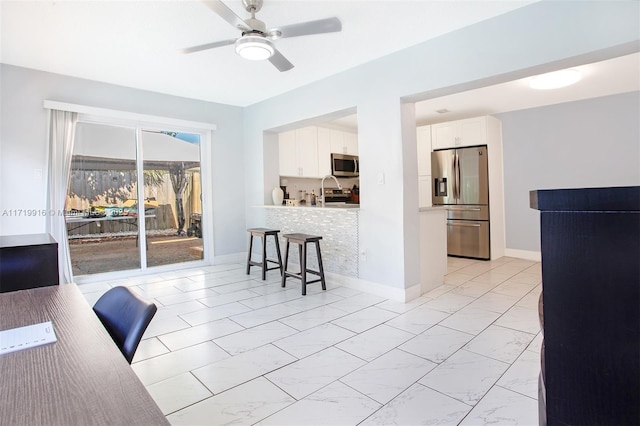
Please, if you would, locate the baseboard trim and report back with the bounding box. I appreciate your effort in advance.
[212,252,246,264]
[325,271,410,302]
[504,248,542,262]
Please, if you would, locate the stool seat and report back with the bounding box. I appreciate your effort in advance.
[246,228,283,280]
[281,233,326,295]
[281,233,322,244]
[248,227,279,234]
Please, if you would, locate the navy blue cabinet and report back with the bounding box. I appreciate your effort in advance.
[0,233,59,293]
[531,186,640,426]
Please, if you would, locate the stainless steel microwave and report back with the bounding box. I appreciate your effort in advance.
[331,153,359,177]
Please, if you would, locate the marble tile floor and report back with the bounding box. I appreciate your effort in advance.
[79,256,542,425]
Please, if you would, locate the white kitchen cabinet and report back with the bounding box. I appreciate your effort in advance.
[329,129,358,155]
[278,126,319,177]
[296,127,319,177]
[416,125,431,175]
[418,175,432,208]
[279,126,359,178]
[278,130,298,177]
[317,127,332,177]
[431,116,489,150]
[343,131,359,155]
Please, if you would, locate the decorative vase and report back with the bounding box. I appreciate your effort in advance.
[272,187,284,205]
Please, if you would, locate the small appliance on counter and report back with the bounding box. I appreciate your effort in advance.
[323,187,352,203]
[350,185,360,204]
[280,179,289,204]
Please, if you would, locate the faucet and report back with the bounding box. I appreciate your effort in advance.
[320,175,342,207]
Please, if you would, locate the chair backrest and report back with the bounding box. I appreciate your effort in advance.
[93,286,157,364]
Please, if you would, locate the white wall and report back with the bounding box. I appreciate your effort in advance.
[497,91,640,253]
[1,1,638,290]
[0,65,247,255]
[243,0,640,292]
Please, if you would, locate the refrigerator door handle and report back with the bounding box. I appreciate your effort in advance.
[455,152,461,200]
[448,222,482,228]
[452,152,458,201]
[447,206,482,211]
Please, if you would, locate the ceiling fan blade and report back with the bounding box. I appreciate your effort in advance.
[269,48,294,72]
[201,0,253,32]
[180,38,236,54]
[270,17,341,39]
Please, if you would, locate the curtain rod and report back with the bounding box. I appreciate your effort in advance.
[43,100,217,131]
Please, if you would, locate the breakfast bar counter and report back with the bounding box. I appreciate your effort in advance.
[258,205,359,278]
[256,204,447,299]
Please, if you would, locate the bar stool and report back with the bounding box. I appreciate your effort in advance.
[281,233,326,295]
[246,228,283,280]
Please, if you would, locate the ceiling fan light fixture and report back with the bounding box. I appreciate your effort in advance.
[235,36,274,61]
[529,69,582,90]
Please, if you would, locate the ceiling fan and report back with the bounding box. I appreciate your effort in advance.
[180,0,342,72]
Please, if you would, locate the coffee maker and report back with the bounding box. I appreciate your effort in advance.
[280,179,289,202]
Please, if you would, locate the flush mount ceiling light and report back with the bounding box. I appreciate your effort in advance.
[235,35,274,61]
[529,69,582,90]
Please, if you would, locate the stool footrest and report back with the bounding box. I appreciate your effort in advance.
[249,261,282,272]
[248,258,281,266]
[283,274,322,286]
[284,269,321,277]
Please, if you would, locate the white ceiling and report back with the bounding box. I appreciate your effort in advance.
[2,1,637,130]
[0,0,536,106]
[414,52,640,125]
[323,52,640,131]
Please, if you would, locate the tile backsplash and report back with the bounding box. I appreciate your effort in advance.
[279,177,359,200]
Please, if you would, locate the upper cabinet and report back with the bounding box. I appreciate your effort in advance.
[278,127,319,178]
[316,127,332,177]
[431,116,489,150]
[278,130,299,177]
[279,126,357,178]
[329,129,358,155]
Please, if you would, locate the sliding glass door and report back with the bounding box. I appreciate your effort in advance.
[66,123,206,277]
[141,130,203,268]
[66,123,141,275]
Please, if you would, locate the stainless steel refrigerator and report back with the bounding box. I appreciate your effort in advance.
[431,145,490,259]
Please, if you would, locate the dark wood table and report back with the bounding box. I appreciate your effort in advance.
[0,284,168,425]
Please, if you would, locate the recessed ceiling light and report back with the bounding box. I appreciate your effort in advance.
[529,69,582,90]
[435,108,450,114]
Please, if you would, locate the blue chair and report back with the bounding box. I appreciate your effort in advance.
[93,286,157,364]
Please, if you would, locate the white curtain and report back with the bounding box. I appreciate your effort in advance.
[46,110,78,284]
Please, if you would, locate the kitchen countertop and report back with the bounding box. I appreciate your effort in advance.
[262,203,360,210]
